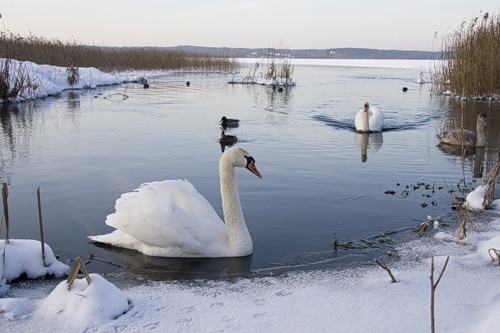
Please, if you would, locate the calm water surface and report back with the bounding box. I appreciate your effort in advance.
[1,59,499,279]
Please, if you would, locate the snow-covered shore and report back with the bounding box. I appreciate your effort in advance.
[0,187,499,332]
[0,58,124,102]
[0,58,172,103]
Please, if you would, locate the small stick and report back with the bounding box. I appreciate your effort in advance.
[2,183,9,244]
[87,253,125,268]
[1,183,9,273]
[37,187,47,267]
[375,259,397,283]
[430,256,450,333]
[67,256,91,290]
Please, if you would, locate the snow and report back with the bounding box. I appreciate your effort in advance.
[1,58,500,332]
[39,273,129,322]
[0,239,69,284]
[464,184,492,211]
[0,58,123,103]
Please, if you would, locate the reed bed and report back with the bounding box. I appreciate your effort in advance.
[434,11,500,98]
[0,32,239,72]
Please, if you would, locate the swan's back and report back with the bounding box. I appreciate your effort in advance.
[437,129,477,146]
[437,113,487,147]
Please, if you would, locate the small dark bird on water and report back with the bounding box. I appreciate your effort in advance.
[220,116,239,129]
[402,87,408,92]
[219,131,238,145]
[186,81,190,87]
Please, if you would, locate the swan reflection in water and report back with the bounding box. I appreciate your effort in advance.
[354,132,384,163]
[437,144,485,178]
[92,243,253,280]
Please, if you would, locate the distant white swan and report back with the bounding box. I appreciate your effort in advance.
[437,113,487,147]
[89,146,262,258]
[355,102,384,133]
[416,71,425,84]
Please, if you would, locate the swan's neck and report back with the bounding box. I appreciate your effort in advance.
[361,109,369,131]
[476,123,486,146]
[219,162,252,256]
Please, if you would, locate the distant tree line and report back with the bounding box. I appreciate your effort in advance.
[169,45,439,60]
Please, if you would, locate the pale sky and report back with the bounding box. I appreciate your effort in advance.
[2,1,499,51]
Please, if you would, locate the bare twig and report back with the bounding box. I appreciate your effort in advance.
[2,183,9,244]
[375,259,397,283]
[87,253,125,268]
[430,256,450,333]
[37,187,47,267]
[67,256,91,290]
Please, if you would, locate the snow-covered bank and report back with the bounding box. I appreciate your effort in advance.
[0,58,141,103]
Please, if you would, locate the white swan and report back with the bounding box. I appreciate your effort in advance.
[88,146,262,258]
[355,102,384,133]
[437,113,487,147]
[416,71,425,84]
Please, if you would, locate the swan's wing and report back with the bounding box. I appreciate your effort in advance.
[101,180,228,255]
[437,129,476,146]
[354,109,364,130]
[368,107,384,131]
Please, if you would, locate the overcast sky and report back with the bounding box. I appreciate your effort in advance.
[2,1,499,51]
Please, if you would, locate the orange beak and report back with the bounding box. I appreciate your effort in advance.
[246,158,262,178]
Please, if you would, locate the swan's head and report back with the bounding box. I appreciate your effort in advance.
[477,113,487,129]
[222,146,262,178]
[363,102,370,112]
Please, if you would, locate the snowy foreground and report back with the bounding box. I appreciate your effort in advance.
[1,59,500,332]
[0,188,499,332]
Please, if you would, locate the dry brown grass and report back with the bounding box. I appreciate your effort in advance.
[434,11,500,97]
[0,32,239,73]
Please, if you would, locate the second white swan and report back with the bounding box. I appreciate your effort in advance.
[355,102,384,133]
[88,146,262,258]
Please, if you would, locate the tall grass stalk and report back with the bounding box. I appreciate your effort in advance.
[435,11,500,97]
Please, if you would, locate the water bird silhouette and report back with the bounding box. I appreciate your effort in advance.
[220,116,239,129]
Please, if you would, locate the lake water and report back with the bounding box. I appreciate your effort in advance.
[1,59,499,280]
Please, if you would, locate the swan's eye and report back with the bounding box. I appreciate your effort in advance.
[245,156,255,165]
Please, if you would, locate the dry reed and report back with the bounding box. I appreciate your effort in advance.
[0,32,239,73]
[67,256,91,290]
[481,157,499,207]
[434,11,500,98]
